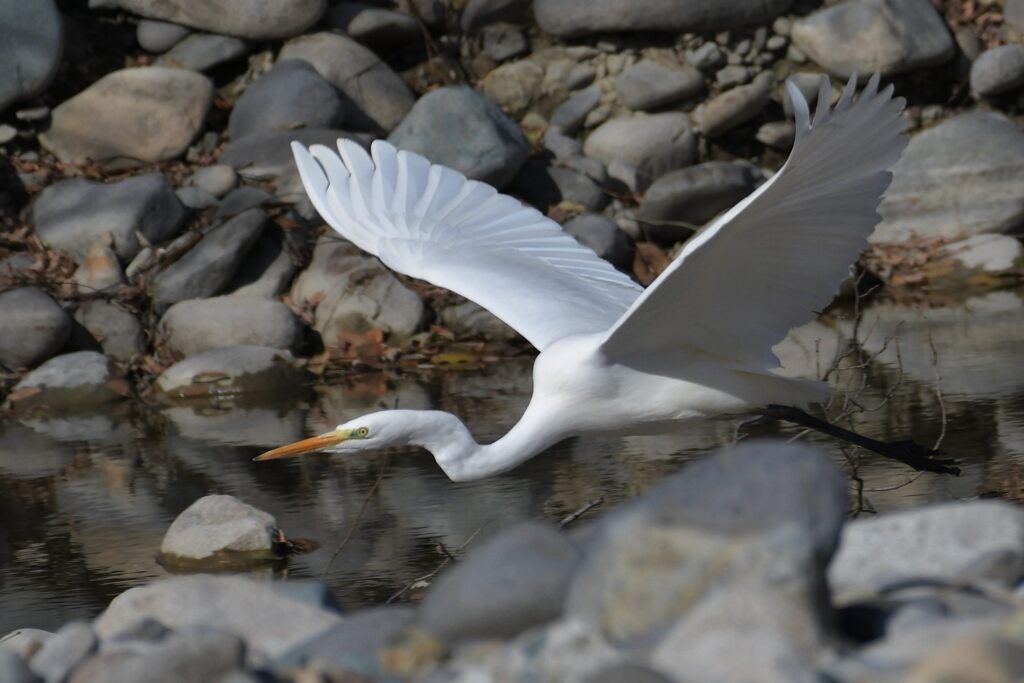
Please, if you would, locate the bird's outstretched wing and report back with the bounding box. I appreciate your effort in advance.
[292,139,643,351]
[601,74,907,369]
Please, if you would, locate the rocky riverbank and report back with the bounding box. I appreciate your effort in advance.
[2,0,1024,412]
[3,440,1024,682]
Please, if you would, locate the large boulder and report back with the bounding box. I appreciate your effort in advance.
[228,60,345,141]
[9,351,128,412]
[160,494,280,562]
[39,67,213,164]
[0,0,63,113]
[969,44,1024,97]
[87,0,326,40]
[155,346,310,400]
[0,287,71,370]
[159,295,304,357]
[534,0,792,37]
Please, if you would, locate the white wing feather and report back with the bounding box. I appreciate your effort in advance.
[601,73,907,368]
[292,139,642,351]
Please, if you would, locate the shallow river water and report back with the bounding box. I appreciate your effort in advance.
[2,289,1024,633]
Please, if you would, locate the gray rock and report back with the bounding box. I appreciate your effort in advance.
[563,213,634,272]
[550,84,601,135]
[388,85,529,189]
[29,621,96,683]
[639,161,762,243]
[692,70,772,137]
[686,42,726,71]
[150,208,266,309]
[94,575,343,659]
[482,24,529,62]
[74,301,146,362]
[756,120,796,149]
[970,44,1024,97]
[1009,0,1024,35]
[160,494,278,561]
[326,3,420,51]
[39,67,213,164]
[276,606,416,672]
[290,239,423,345]
[945,234,1024,274]
[34,174,188,262]
[790,0,954,79]
[512,160,608,212]
[69,629,244,683]
[461,0,531,32]
[187,164,236,198]
[542,128,582,160]
[220,128,368,182]
[830,501,1024,597]
[874,112,1024,243]
[279,32,414,133]
[715,64,751,89]
[0,649,33,683]
[160,295,304,357]
[155,33,248,72]
[583,663,672,683]
[0,288,71,369]
[420,522,581,643]
[226,231,297,298]
[0,0,63,113]
[136,19,190,53]
[440,300,518,341]
[229,60,345,141]
[175,187,218,210]
[615,60,704,110]
[87,0,325,40]
[216,186,272,219]
[566,64,597,90]
[1,628,54,660]
[478,59,543,118]
[534,0,792,37]
[583,112,695,190]
[10,351,127,412]
[156,346,309,399]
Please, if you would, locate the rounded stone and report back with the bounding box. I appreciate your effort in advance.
[187,164,237,198]
[229,60,345,141]
[74,301,147,362]
[0,287,71,369]
[583,112,695,189]
[159,295,305,357]
[10,351,126,412]
[155,346,310,400]
[160,494,279,561]
[136,19,191,53]
[534,0,792,37]
[88,0,326,40]
[970,44,1024,97]
[0,0,63,113]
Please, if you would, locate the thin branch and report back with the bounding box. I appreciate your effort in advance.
[321,459,388,579]
[559,498,604,529]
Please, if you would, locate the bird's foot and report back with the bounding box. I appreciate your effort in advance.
[875,440,960,476]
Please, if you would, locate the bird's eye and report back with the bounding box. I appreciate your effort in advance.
[356,427,369,437]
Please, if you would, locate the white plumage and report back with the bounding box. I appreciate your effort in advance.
[259,73,909,482]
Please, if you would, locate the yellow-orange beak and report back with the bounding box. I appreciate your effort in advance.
[254,430,349,461]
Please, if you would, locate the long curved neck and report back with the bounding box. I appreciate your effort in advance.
[408,404,566,482]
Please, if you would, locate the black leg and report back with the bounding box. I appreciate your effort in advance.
[762,404,960,476]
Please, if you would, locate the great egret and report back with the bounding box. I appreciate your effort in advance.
[256,74,958,480]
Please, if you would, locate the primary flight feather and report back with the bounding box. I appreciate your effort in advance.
[258,73,912,482]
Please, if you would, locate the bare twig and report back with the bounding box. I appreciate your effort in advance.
[559,498,604,529]
[386,526,484,604]
[321,459,389,579]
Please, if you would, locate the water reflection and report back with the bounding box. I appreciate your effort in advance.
[2,290,1023,632]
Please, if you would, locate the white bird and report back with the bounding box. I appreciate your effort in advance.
[257,74,958,480]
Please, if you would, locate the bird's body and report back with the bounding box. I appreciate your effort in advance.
[257,73,917,481]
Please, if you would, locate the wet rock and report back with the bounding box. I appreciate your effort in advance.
[756,120,796,149]
[70,629,244,683]
[512,159,608,212]
[10,352,127,412]
[482,24,529,62]
[160,494,279,562]
[276,606,417,672]
[136,20,190,53]
[29,621,97,683]
[0,0,63,113]
[94,575,343,659]
[74,301,146,362]
[439,301,518,342]
[388,85,529,189]
[155,346,309,399]
[88,0,325,40]
[534,0,792,38]
[326,3,420,51]
[150,208,266,309]
[970,45,1024,97]
[279,32,414,133]
[160,295,304,357]
[229,60,345,141]
[875,112,1024,243]
[945,234,1024,274]
[615,60,704,110]
[692,71,773,137]
[639,161,762,243]
[226,231,297,298]
[186,164,236,198]
[461,0,530,32]
[791,0,954,79]
[830,501,1024,597]
[34,174,188,262]
[73,243,124,292]
[0,649,33,683]
[0,287,71,369]
[549,84,601,135]
[39,67,213,164]
[1,628,54,660]
[420,522,581,643]
[479,60,543,118]
[563,213,635,272]
[155,33,248,72]
[290,239,423,345]
[583,112,695,190]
